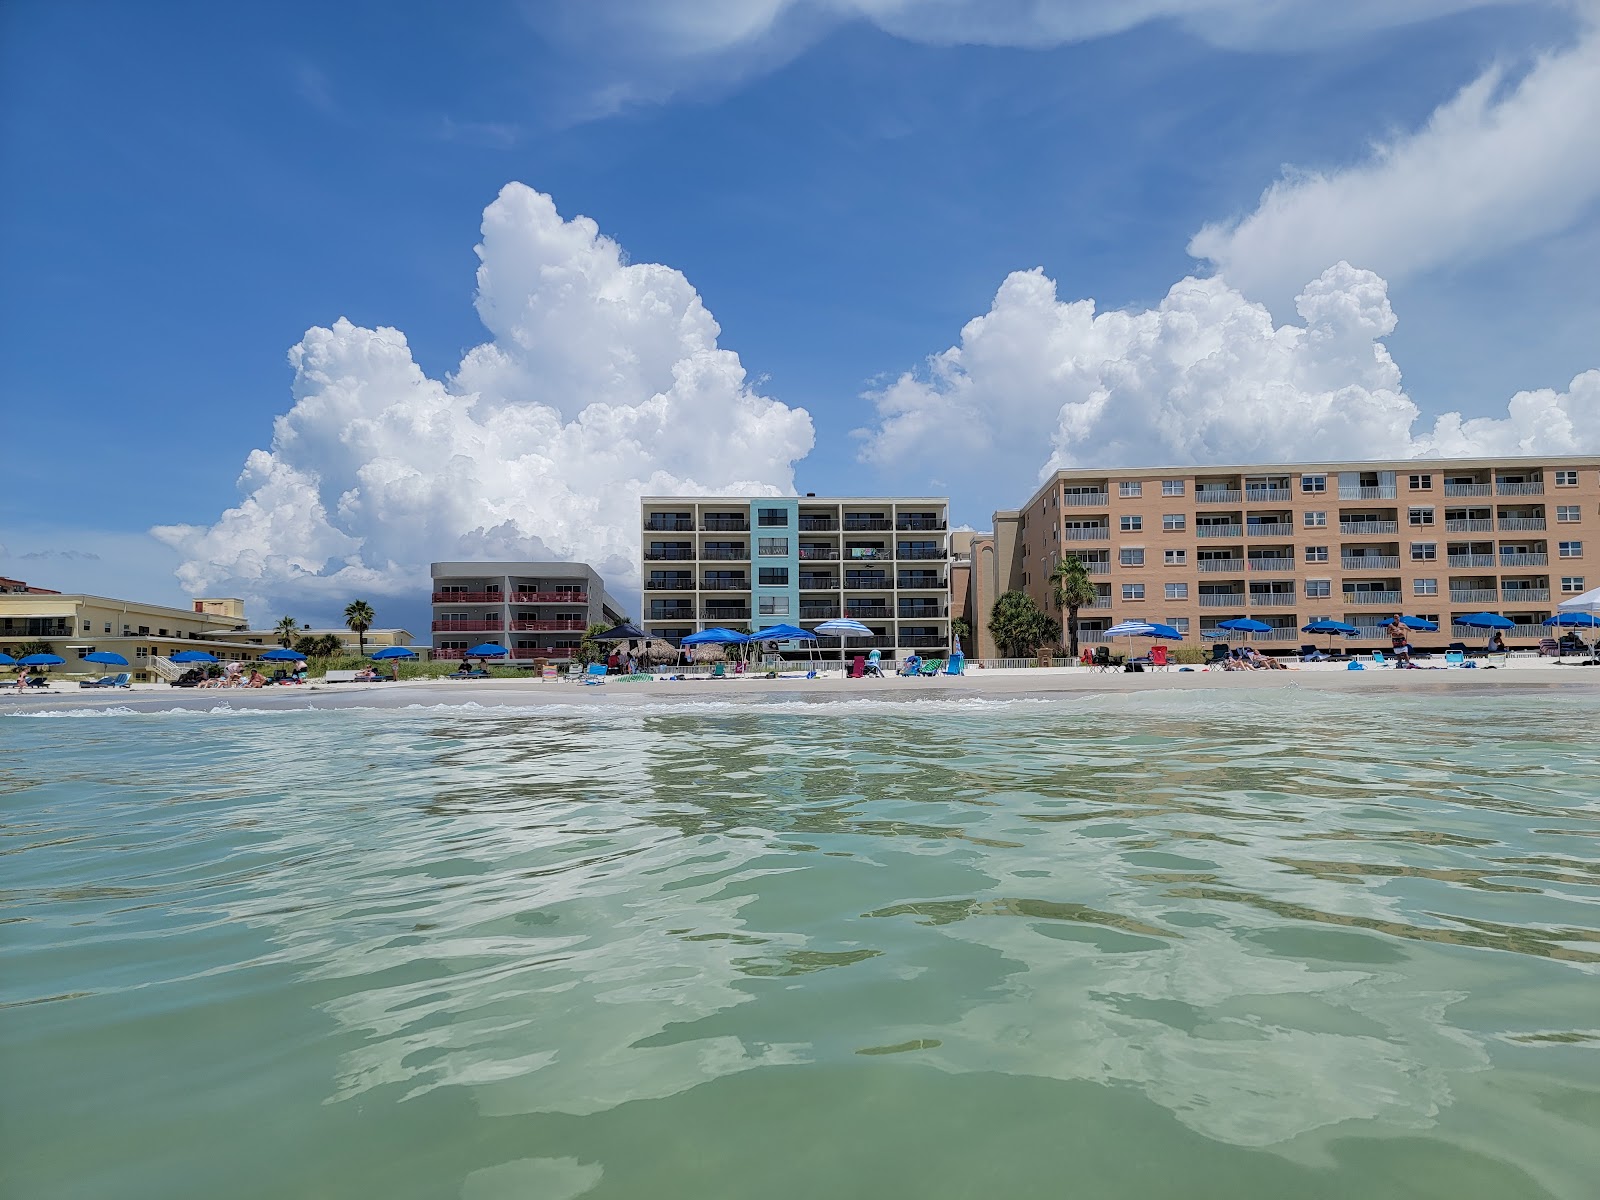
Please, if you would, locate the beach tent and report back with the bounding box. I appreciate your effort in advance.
[1557,584,1600,615]
[813,618,875,669]
[750,623,820,671]
[681,627,751,667]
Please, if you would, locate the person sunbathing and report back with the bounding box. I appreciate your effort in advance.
[1244,647,1288,670]
[247,670,267,688]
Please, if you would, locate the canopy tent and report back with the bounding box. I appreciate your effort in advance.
[592,623,647,642]
[1557,584,1600,615]
[680,627,750,646]
[749,623,820,671]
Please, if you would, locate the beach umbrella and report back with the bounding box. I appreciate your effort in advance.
[1545,612,1600,627]
[370,645,417,679]
[83,651,128,667]
[1144,623,1184,640]
[1378,615,1438,630]
[260,647,306,661]
[19,653,65,666]
[0,652,15,666]
[1302,619,1358,654]
[171,650,218,664]
[467,643,507,656]
[1218,617,1271,645]
[1455,612,1514,629]
[814,618,875,669]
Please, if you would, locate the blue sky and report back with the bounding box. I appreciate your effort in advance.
[3,1,1597,634]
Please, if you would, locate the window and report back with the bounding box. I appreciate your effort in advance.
[1555,470,1579,486]
[1162,479,1185,496]
[1304,511,1327,527]
[1164,549,1187,566]
[758,596,790,616]
[758,567,789,586]
[1162,513,1186,532]
[1119,548,1145,566]
[1557,505,1581,522]
[104,622,111,633]
[82,620,91,631]
[1119,481,1142,498]
[1562,576,1586,593]
[1122,584,1146,601]
[1305,579,1331,598]
[1408,507,1435,526]
[1410,542,1437,561]
[1304,545,1329,563]
[757,507,789,527]
[1408,473,1433,491]
[1120,515,1143,532]
[1559,541,1583,558]
[1164,583,1188,600]
[1301,474,1327,493]
[1171,618,1190,634]
[758,537,789,556]
[1414,578,1439,596]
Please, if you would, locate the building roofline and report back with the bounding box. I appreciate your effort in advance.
[0,593,247,623]
[638,495,950,504]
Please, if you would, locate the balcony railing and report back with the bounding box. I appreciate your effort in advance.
[1080,560,1110,574]
[1246,557,1294,572]
[844,576,890,590]
[1452,623,1548,640]
[897,548,948,559]
[509,619,587,631]
[1196,559,1244,573]
[845,606,892,619]
[1196,525,1242,538]
[1064,527,1110,541]
[701,517,749,531]
[1340,521,1398,534]
[1496,481,1545,496]
[897,606,947,619]
[701,578,749,591]
[843,518,892,531]
[800,605,840,620]
[644,579,693,590]
[1195,490,1242,504]
[1063,492,1110,506]
[898,634,949,648]
[702,607,751,621]
[701,548,749,560]
[1449,589,1498,604]
[1087,597,1113,609]
[1499,518,1547,531]
[798,517,838,531]
[1448,554,1496,568]
[1500,552,1548,567]
[799,576,839,590]
[1245,523,1295,538]
[1198,594,1245,607]
[1344,591,1402,605]
[644,549,694,560]
[431,591,503,604]
[1248,592,1297,606]
[1244,487,1293,503]
[509,591,586,603]
[895,519,947,531]
[1444,519,1493,532]
[1339,485,1397,500]
[1503,588,1551,602]
[1341,556,1400,570]
[645,517,695,531]
[431,620,502,632]
[799,547,840,560]
[897,576,946,589]
[1444,483,1491,497]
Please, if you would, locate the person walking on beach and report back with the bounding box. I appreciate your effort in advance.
[1389,614,1410,664]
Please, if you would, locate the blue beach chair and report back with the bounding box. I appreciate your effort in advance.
[583,663,607,685]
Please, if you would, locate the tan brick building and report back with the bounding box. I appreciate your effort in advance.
[976,456,1600,654]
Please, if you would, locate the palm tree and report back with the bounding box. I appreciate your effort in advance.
[1049,555,1100,658]
[343,600,376,657]
[274,616,299,648]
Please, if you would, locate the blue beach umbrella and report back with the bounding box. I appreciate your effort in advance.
[260,647,306,662]
[171,650,218,664]
[371,646,419,658]
[467,643,508,657]
[1302,619,1358,654]
[84,651,129,667]
[1545,612,1600,627]
[1378,615,1438,631]
[0,652,15,666]
[1144,623,1185,640]
[19,653,66,666]
[1455,612,1514,630]
[1218,617,1271,645]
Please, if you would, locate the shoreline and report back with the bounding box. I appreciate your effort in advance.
[7,659,1600,714]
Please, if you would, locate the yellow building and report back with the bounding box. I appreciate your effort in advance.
[0,591,258,682]
[209,626,415,653]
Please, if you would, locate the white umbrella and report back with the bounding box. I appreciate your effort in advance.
[814,618,874,670]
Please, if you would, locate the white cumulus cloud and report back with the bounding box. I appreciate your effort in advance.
[1190,21,1600,302]
[153,184,814,617]
[855,261,1600,476]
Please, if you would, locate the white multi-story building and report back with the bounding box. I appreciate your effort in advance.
[639,494,953,655]
[429,562,625,662]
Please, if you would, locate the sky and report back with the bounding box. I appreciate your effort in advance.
[3,0,1598,636]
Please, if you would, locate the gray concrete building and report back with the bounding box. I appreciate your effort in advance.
[429,562,626,662]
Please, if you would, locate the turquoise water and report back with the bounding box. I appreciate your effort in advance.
[3,691,1599,1199]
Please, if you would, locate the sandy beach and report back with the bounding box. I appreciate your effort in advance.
[8,656,1600,714]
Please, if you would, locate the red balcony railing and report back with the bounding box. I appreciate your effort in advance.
[509,619,588,631]
[431,620,502,632]
[509,591,587,603]
[431,591,502,603]
[433,648,575,661]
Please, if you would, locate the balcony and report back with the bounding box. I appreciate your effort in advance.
[431,620,502,632]
[845,605,892,619]
[843,517,893,531]
[1064,527,1110,541]
[1503,588,1551,602]
[1345,591,1402,605]
[1080,560,1111,574]
[702,547,749,561]
[798,517,838,531]
[1444,482,1492,497]
[1452,622,1548,640]
[508,591,586,603]
[509,619,587,631]
[1340,521,1398,535]
[1196,559,1244,573]
[1246,557,1294,572]
[649,610,694,623]
[701,577,749,591]
[799,547,840,560]
[702,607,751,621]
[1244,487,1293,503]
[1198,594,1245,607]
[1496,481,1545,496]
[1448,554,1496,568]
[895,518,947,531]
[645,517,695,531]
[1499,518,1547,531]
[644,549,694,561]
[1339,485,1397,500]
[799,575,839,589]
[1500,552,1548,567]
[1445,519,1493,532]
[1195,490,1242,504]
[1246,523,1295,538]
[1087,597,1114,609]
[898,634,949,649]
[898,605,947,619]
[431,591,502,603]
[1063,491,1110,507]
[1248,592,1297,606]
[897,575,946,589]
[800,604,840,620]
[701,516,749,531]
[1341,556,1400,570]
[1196,524,1243,539]
[1449,589,1498,604]
[897,547,948,559]
[644,579,693,590]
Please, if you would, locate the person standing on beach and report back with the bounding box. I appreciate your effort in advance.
[1389,615,1410,664]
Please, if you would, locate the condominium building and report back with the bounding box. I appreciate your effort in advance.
[429,562,626,662]
[979,456,1600,655]
[639,494,953,653]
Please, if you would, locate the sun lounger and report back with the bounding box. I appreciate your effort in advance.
[919,658,943,676]
[1538,638,1561,657]
[1444,651,1466,666]
[78,673,131,689]
[324,670,361,683]
[1370,650,1389,666]
[446,668,490,679]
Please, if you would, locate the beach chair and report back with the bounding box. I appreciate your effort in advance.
[583,662,608,685]
[849,656,865,679]
[1090,646,1120,672]
[1370,649,1388,666]
[1208,643,1230,667]
[919,658,943,676]
[710,662,726,679]
[944,657,963,676]
[1538,638,1560,657]
[1444,651,1466,666]
[1149,646,1170,670]
[1448,641,1474,658]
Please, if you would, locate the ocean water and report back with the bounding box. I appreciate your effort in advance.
[3,690,1599,1200]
